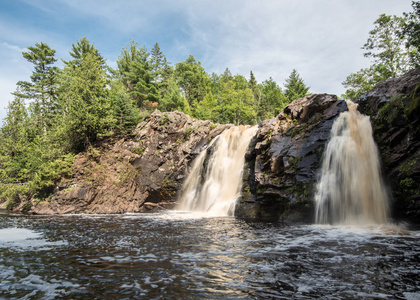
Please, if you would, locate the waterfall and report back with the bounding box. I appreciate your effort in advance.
[177,126,258,216]
[315,101,389,225]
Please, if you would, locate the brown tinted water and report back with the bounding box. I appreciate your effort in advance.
[0,211,419,299]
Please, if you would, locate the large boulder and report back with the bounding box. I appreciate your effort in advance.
[236,94,347,222]
[355,67,420,221]
[32,111,231,214]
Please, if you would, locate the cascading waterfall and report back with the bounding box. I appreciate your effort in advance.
[315,101,389,225]
[177,126,258,216]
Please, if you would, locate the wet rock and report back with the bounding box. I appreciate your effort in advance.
[236,94,347,222]
[355,67,420,221]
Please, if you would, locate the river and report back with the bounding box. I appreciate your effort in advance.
[0,210,419,299]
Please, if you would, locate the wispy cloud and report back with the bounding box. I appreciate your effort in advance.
[2,42,26,53]
[0,0,413,121]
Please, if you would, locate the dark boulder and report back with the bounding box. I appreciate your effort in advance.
[236,94,347,222]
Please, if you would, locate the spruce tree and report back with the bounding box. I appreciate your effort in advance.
[117,41,158,107]
[59,43,112,151]
[284,69,310,101]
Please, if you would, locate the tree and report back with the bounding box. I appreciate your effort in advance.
[284,69,310,101]
[108,81,140,133]
[116,41,158,107]
[63,37,105,68]
[217,78,256,125]
[175,55,210,108]
[13,42,58,134]
[59,45,112,151]
[404,1,420,67]
[343,13,419,100]
[258,78,289,121]
[159,74,186,112]
[0,97,32,182]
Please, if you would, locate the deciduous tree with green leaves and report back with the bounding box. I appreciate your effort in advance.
[175,55,210,108]
[343,13,419,100]
[404,1,420,67]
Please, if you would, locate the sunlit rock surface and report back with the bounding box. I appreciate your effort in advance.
[32,111,231,214]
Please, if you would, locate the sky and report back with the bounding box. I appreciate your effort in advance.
[0,0,414,121]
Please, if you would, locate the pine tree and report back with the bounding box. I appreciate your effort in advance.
[59,44,112,151]
[117,41,158,107]
[109,81,140,132]
[13,42,58,134]
[284,69,310,101]
[63,37,105,68]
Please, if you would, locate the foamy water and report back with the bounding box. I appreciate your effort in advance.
[0,211,419,299]
[177,125,258,216]
[315,101,389,225]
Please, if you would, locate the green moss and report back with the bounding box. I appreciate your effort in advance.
[159,113,171,125]
[399,159,417,175]
[130,142,146,156]
[407,84,420,116]
[377,94,407,125]
[210,123,218,131]
[184,127,193,140]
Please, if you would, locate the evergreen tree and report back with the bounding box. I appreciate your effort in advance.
[59,45,112,151]
[150,42,173,103]
[284,69,310,101]
[63,37,105,68]
[13,42,58,134]
[0,97,31,182]
[159,74,186,112]
[108,81,140,132]
[249,71,257,90]
[117,41,158,107]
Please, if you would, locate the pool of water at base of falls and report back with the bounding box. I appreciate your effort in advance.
[0,211,419,300]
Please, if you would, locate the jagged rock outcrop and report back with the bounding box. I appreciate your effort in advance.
[236,94,347,222]
[32,111,231,214]
[355,67,420,220]
[28,67,420,221]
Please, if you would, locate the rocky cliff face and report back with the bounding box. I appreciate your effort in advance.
[32,111,231,214]
[28,68,420,222]
[355,67,420,220]
[236,94,347,222]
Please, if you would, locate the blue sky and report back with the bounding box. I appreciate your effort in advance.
[0,0,413,121]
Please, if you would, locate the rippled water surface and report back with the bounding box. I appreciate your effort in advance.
[0,210,419,299]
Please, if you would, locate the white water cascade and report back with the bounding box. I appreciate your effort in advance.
[315,102,390,225]
[177,126,258,217]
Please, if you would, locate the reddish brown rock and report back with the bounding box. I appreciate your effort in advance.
[31,111,231,214]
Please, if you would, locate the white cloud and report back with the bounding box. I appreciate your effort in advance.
[179,0,413,95]
[0,0,413,122]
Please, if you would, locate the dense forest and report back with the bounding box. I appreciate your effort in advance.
[0,1,419,207]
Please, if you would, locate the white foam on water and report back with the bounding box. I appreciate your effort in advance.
[0,227,67,250]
